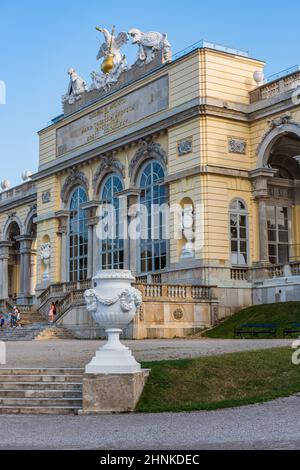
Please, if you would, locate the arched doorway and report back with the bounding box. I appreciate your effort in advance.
[255,127,300,265]
[267,133,300,264]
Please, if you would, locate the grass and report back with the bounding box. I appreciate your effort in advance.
[204,302,300,339]
[137,347,300,413]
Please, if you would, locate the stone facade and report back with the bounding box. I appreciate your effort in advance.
[1,40,300,338]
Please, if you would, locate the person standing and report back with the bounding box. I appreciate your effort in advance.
[10,310,17,328]
[0,314,5,328]
[49,303,56,323]
[14,307,21,328]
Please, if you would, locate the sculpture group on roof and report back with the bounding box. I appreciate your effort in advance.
[62,26,172,106]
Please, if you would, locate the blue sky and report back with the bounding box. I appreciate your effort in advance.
[0,0,299,187]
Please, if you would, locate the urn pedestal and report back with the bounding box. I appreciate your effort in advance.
[81,270,149,414]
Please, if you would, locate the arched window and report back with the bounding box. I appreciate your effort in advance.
[100,174,124,270]
[139,161,167,273]
[230,199,249,266]
[69,187,88,281]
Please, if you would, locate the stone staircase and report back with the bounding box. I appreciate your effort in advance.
[35,325,75,341]
[0,368,84,414]
[0,324,75,342]
[0,324,49,342]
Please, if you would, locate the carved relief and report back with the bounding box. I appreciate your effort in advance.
[93,156,125,192]
[173,308,185,321]
[61,169,89,203]
[177,139,193,156]
[42,191,51,204]
[129,139,167,180]
[228,138,247,154]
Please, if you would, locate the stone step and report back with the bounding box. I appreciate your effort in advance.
[0,368,84,375]
[0,382,83,390]
[0,367,84,415]
[0,406,81,415]
[0,397,82,406]
[0,375,84,383]
[36,327,75,341]
[0,390,82,398]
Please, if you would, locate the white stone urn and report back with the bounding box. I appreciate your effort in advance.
[84,270,143,374]
[253,70,265,87]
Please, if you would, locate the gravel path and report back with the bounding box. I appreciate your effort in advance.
[1,338,292,368]
[0,395,300,450]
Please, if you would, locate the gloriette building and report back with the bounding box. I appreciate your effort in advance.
[1,28,300,338]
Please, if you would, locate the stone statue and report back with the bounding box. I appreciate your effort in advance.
[62,68,87,105]
[96,27,128,69]
[40,243,51,282]
[128,28,171,65]
[90,26,128,93]
[181,205,195,259]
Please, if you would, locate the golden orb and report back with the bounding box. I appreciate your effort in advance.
[101,53,115,75]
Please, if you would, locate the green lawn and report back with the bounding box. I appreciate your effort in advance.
[138,347,300,413]
[204,302,300,339]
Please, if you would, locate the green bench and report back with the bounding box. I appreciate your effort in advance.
[234,323,278,338]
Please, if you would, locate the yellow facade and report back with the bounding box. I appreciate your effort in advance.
[1,42,300,338]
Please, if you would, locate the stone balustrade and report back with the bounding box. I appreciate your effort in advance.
[250,69,300,103]
[231,268,249,281]
[0,181,36,204]
[37,279,215,323]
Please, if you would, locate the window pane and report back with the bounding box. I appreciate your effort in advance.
[278,244,289,264]
[231,241,238,252]
[240,228,247,239]
[231,227,238,239]
[230,200,248,267]
[268,230,276,242]
[139,161,167,273]
[68,186,88,281]
[279,231,288,243]
[100,175,124,270]
[268,244,276,256]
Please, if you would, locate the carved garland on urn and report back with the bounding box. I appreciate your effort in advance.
[61,169,89,203]
[92,156,126,196]
[129,139,168,182]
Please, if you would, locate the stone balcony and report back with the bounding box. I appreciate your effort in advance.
[250,66,300,104]
[0,181,37,208]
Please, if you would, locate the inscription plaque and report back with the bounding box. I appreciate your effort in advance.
[57,76,169,156]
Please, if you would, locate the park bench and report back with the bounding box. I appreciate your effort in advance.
[234,323,278,338]
[283,323,300,338]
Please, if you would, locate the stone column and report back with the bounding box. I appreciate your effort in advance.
[250,168,277,266]
[55,211,69,284]
[16,236,34,304]
[258,198,269,263]
[30,249,37,296]
[81,201,101,278]
[118,189,140,275]
[0,242,11,300]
